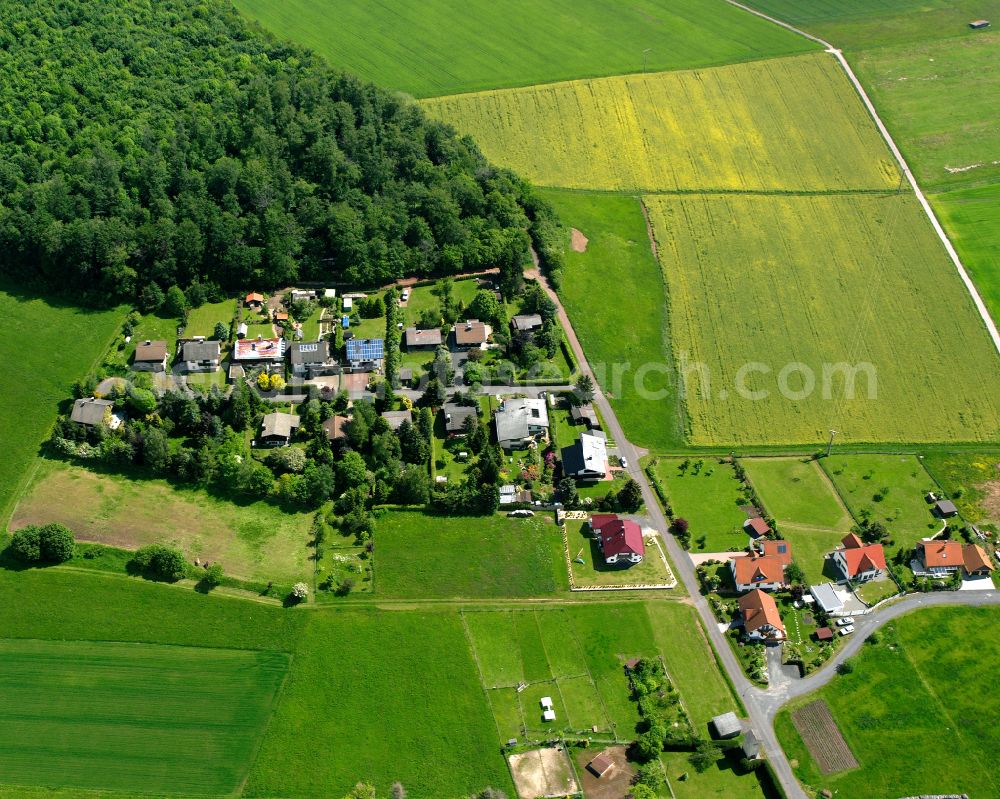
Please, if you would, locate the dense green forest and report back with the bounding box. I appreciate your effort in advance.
[0,0,560,305]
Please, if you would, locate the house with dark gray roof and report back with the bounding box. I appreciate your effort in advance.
[71,397,124,430]
[259,412,300,447]
[290,340,337,378]
[381,410,412,431]
[133,340,168,372]
[510,313,543,333]
[181,339,221,373]
[443,402,478,436]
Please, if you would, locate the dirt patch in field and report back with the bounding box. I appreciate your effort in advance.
[982,473,1000,526]
[570,228,589,253]
[791,700,859,774]
[509,747,579,799]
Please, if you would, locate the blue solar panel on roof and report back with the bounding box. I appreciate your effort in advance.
[346,338,385,361]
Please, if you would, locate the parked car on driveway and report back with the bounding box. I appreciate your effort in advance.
[836,617,855,627]
[838,624,855,636]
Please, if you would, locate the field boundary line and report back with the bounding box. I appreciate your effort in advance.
[562,611,617,739]
[809,459,854,528]
[237,650,296,796]
[725,0,1000,355]
[459,610,509,743]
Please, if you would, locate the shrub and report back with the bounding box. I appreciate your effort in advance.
[9,523,75,564]
[836,661,854,675]
[9,528,41,562]
[291,582,309,602]
[202,563,224,588]
[130,544,187,581]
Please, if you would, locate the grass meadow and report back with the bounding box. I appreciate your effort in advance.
[923,452,1000,527]
[822,454,940,549]
[184,299,236,338]
[0,639,288,795]
[646,192,1000,446]
[654,459,748,552]
[423,54,897,192]
[10,459,316,583]
[375,511,567,598]
[0,286,123,525]
[234,0,812,98]
[543,190,683,451]
[246,609,512,799]
[775,606,1000,798]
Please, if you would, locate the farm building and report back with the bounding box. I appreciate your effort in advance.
[831,533,886,583]
[711,711,741,739]
[739,588,786,641]
[494,397,549,449]
[180,339,221,373]
[70,397,124,430]
[404,327,442,349]
[133,340,168,372]
[561,430,608,479]
[452,319,491,348]
[744,516,771,537]
[259,412,300,447]
[590,514,644,565]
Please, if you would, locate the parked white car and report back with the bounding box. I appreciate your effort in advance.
[838,624,855,636]
[619,457,628,469]
[836,616,855,627]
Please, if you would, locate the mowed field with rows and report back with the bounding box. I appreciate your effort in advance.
[645,192,1000,445]
[422,53,899,192]
[234,0,813,98]
[0,639,288,795]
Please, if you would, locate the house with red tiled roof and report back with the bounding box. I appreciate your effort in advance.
[963,543,992,576]
[914,539,993,578]
[831,533,886,583]
[590,514,644,565]
[739,589,785,641]
[730,538,793,592]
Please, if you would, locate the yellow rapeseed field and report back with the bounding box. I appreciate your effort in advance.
[422,53,900,192]
[645,192,1000,446]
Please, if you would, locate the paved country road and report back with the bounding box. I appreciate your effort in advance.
[527,267,1000,799]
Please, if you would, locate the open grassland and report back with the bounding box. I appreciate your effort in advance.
[646,192,1000,446]
[0,287,123,524]
[743,458,853,531]
[745,0,1000,49]
[776,606,1000,798]
[375,511,566,598]
[423,53,898,192]
[234,0,812,98]
[655,459,748,552]
[933,183,1000,325]
[543,191,683,450]
[854,33,1000,190]
[923,452,1000,527]
[184,299,235,338]
[0,639,287,795]
[823,454,939,548]
[246,610,512,799]
[10,459,315,583]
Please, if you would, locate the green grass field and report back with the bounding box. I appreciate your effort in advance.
[646,192,1000,446]
[184,299,235,338]
[655,459,748,552]
[933,183,1000,325]
[0,639,288,795]
[544,191,683,451]
[246,609,512,799]
[234,0,812,98]
[742,458,852,531]
[922,452,1000,527]
[0,286,123,525]
[375,511,566,598]
[776,606,1000,798]
[423,53,897,192]
[823,454,940,549]
[744,0,1000,49]
[10,460,316,583]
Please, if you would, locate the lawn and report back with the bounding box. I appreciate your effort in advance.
[544,190,682,451]
[234,0,812,98]
[654,459,748,552]
[423,53,897,192]
[646,192,1000,446]
[780,527,848,586]
[661,749,772,799]
[0,639,288,795]
[566,521,673,588]
[775,606,1000,798]
[933,183,1000,326]
[184,299,235,338]
[374,511,566,598]
[0,285,124,525]
[129,311,180,365]
[246,609,512,799]
[10,459,316,583]
[742,458,853,532]
[822,454,940,549]
[922,452,1000,527]
[400,278,481,328]
[432,411,472,484]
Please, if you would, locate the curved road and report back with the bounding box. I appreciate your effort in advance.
[530,267,1000,799]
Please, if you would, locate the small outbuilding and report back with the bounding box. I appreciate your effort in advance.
[742,730,761,761]
[969,19,991,29]
[744,517,771,537]
[711,711,742,740]
[814,627,834,642]
[935,499,958,518]
[586,752,615,778]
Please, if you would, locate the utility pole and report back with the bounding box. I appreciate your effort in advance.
[826,429,838,458]
[643,48,651,74]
